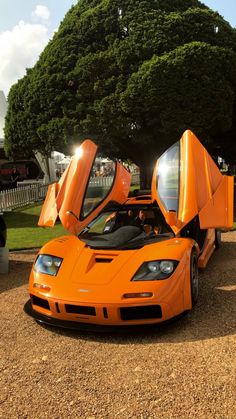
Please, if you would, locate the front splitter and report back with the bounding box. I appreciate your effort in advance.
[24,300,187,333]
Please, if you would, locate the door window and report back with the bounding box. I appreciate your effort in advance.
[156,142,180,213]
[81,157,116,218]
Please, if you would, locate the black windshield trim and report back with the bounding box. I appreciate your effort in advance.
[80,232,173,250]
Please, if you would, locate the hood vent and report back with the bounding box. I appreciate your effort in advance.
[55,237,69,243]
[95,257,113,263]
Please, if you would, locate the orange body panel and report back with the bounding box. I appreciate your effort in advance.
[197,229,215,268]
[199,176,234,229]
[26,131,234,328]
[29,233,195,325]
[38,183,58,227]
[39,140,131,234]
[152,130,234,233]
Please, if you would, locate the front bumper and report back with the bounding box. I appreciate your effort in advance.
[28,292,173,325]
[24,300,186,332]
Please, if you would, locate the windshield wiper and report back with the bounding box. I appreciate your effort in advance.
[80,226,90,235]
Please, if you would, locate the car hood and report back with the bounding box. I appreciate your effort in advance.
[39,235,141,286]
[34,235,189,303]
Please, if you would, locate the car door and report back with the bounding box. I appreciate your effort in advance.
[151,130,234,234]
[38,139,131,234]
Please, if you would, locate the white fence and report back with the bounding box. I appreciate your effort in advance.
[90,173,140,186]
[0,173,140,212]
[0,184,49,212]
[89,176,114,187]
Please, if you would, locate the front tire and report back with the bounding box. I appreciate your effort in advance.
[190,250,199,307]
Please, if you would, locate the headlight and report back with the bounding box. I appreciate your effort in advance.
[34,254,63,276]
[132,260,178,281]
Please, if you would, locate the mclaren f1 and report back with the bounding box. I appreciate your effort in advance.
[24,130,234,329]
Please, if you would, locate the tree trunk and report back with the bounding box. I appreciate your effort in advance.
[139,160,156,190]
[34,152,56,184]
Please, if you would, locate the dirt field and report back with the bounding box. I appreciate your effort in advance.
[0,232,236,419]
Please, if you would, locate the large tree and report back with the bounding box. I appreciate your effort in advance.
[4,0,236,184]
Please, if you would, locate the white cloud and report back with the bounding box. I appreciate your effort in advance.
[32,5,50,22]
[0,19,49,96]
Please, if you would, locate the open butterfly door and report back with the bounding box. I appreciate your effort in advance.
[38,139,131,235]
[152,130,234,234]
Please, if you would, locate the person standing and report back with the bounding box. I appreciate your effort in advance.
[10,167,20,188]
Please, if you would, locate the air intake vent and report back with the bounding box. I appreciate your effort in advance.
[95,258,112,263]
[31,295,50,310]
[133,190,151,196]
[56,237,69,243]
[120,305,162,320]
[135,196,151,200]
[65,305,96,316]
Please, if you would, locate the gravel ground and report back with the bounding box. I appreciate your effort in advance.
[0,233,236,419]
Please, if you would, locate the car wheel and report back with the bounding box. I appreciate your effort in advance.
[215,229,221,250]
[190,250,199,307]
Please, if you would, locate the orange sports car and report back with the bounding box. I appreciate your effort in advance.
[24,130,234,329]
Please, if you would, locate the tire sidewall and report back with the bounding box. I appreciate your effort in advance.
[190,250,199,307]
[215,229,221,250]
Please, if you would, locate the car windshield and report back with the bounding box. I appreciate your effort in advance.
[79,204,173,249]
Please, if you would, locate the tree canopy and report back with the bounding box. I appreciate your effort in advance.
[4,0,236,178]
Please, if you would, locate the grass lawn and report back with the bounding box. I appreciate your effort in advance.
[4,204,69,250]
[2,183,236,250]
[3,185,140,250]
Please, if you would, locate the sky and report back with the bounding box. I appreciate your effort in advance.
[0,0,235,97]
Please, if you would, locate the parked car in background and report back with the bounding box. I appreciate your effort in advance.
[0,160,43,190]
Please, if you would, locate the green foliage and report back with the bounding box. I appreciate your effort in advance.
[122,42,236,153]
[4,0,236,172]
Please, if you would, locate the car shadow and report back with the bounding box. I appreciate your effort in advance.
[0,251,37,293]
[3,212,40,228]
[42,240,236,343]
